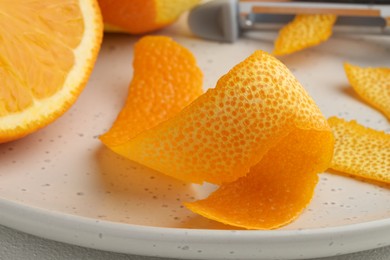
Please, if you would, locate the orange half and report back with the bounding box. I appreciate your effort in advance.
[0,0,103,143]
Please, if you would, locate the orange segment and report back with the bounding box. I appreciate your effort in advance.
[0,0,103,143]
[186,129,333,229]
[329,117,390,183]
[100,36,203,146]
[98,0,200,34]
[273,14,337,56]
[104,50,332,185]
[344,63,390,120]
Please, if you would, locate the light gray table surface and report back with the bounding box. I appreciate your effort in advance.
[2,6,390,260]
[1,224,390,260]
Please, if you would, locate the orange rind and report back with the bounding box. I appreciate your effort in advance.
[344,63,390,120]
[186,129,333,229]
[100,36,203,146]
[273,14,337,56]
[101,41,334,229]
[98,0,200,34]
[328,117,390,183]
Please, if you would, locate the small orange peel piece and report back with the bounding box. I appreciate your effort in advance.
[102,45,334,229]
[273,14,337,56]
[344,63,390,120]
[328,116,390,183]
[100,36,203,147]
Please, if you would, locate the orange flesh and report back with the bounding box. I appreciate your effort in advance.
[0,1,83,116]
[0,0,103,143]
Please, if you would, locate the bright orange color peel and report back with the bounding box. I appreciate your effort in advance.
[104,48,333,185]
[329,117,390,183]
[102,38,334,229]
[186,129,333,229]
[100,36,203,146]
[273,14,337,56]
[98,0,200,34]
[344,63,390,120]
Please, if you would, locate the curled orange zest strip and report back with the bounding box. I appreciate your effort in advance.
[102,36,334,229]
[100,36,203,146]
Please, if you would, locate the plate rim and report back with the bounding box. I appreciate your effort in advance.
[1,32,390,260]
[1,196,390,259]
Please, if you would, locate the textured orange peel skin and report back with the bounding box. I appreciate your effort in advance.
[329,117,390,183]
[186,129,333,229]
[98,0,200,34]
[100,36,203,147]
[273,14,337,56]
[344,63,390,120]
[101,42,334,229]
[105,49,333,185]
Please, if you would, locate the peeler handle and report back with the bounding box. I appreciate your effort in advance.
[188,0,390,43]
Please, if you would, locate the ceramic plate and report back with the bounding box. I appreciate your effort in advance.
[0,19,390,260]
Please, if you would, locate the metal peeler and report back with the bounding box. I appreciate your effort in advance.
[188,0,390,42]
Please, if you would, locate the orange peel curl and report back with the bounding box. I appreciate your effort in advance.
[101,37,334,229]
[100,36,203,146]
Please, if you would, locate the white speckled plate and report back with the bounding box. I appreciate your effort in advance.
[0,19,390,260]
